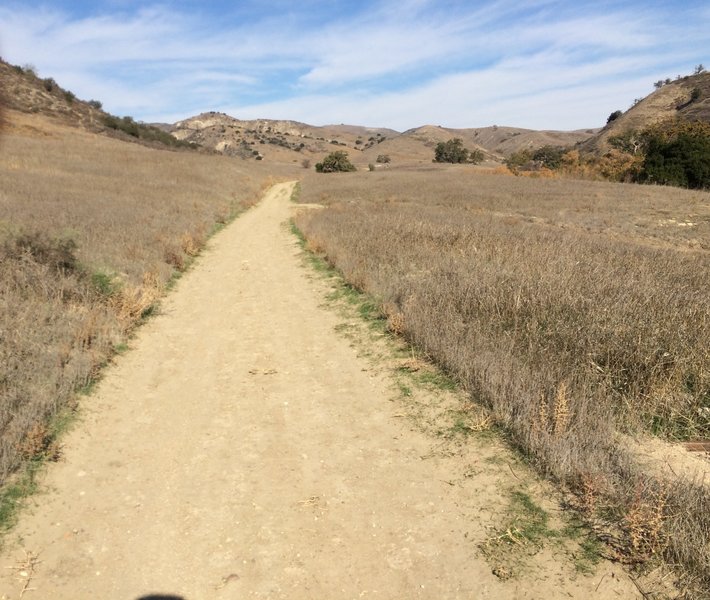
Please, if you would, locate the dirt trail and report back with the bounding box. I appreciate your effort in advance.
[0,183,638,599]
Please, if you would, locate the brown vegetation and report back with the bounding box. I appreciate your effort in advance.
[294,170,710,596]
[0,109,292,486]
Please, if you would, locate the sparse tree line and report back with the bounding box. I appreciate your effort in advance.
[653,63,705,90]
[506,118,710,190]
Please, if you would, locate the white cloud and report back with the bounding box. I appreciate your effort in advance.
[0,1,707,129]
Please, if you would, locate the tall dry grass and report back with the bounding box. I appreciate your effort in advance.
[0,110,295,485]
[294,169,710,596]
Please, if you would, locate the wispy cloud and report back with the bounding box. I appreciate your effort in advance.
[0,0,707,129]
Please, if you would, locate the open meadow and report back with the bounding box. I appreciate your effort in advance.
[294,168,710,595]
[0,110,296,489]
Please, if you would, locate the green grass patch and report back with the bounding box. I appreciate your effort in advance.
[0,401,79,538]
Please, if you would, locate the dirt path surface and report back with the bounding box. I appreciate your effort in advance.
[0,183,639,599]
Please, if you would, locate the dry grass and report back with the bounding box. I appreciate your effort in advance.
[294,169,710,597]
[0,110,294,486]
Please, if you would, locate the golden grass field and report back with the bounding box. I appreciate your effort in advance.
[294,168,710,596]
[0,109,296,487]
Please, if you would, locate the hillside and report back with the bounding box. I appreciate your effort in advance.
[170,112,396,165]
[0,59,196,151]
[581,71,710,153]
[172,113,594,167]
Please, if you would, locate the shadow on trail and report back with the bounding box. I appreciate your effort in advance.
[136,595,186,600]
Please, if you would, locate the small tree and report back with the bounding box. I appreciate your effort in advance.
[434,138,470,163]
[694,64,706,75]
[607,110,623,124]
[315,151,356,173]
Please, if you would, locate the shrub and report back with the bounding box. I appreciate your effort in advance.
[3,232,78,273]
[315,151,356,173]
[469,148,485,165]
[532,145,565,169]
[434,138,470,163]
[88,100,103,110]
[607,110,623,124]
[42,78,57,92]
[63,90,76,104]
[639,131,710,189]
[505,149,534,173]
[376,154,391,164]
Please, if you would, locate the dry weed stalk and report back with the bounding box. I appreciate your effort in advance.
[180,232,201,257]
[5,549,42,598]
[625,482,669,560]
[109,271,161,326]
[15,422,49,459]
[578,473,601,517]
[553,381,570,437]
[383,302,406,335]
[305,236,326,254]
[533,394,549,436]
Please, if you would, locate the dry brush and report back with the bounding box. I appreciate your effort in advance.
[294,170,710,596]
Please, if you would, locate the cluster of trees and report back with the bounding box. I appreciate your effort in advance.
[506,118,710,190]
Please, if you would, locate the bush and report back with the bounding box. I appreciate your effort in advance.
[63,90,76,104]
[376,154,391,164]
[3,232,78,273]
[88,100,103,110]
[532,145,565,169]
[639,133,710,189]
[434,138,470,163]
[607,110,623,124]
[42,78,57,92]
[315,151,356,173]
[469,148,485,165]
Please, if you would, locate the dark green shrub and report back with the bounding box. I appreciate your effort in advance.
[315,151,356,173]
[532,145,565,169]
[88,100,103,110]
[63,90,76,103]
[639,132,710,189]
[434,138,470,163]
[607,110,623,124]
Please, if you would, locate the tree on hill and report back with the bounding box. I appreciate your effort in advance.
[637,119,710,189]
[434,138,483,164]
[607,110,623,124]
[315,150,356,173]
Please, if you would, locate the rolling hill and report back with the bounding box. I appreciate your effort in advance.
[581,71,710,153]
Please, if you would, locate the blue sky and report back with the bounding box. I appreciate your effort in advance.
[0,1,707,130]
